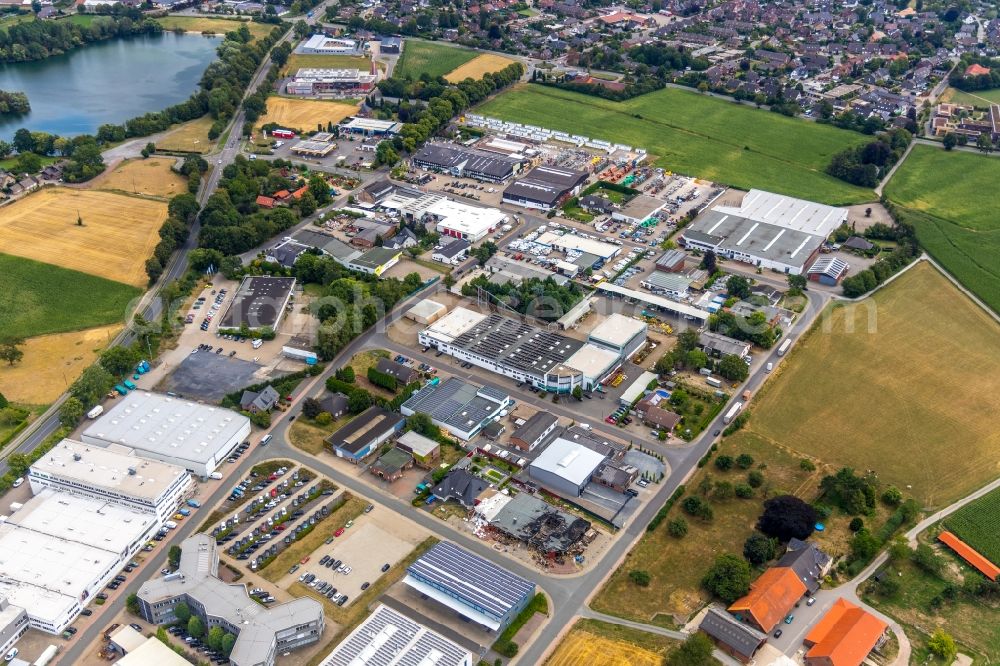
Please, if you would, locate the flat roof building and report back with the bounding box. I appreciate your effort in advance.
[325,405,404,462]
[345,247,401,277]
[319,604,473,666]
[286,67,376,96]
[640,271,692,298]
[400,377,511,440]
[340,117,403,135]
[510,411,558,451]
[529,437,607,497]
[406,299,447,325]
[0,488,159,634]
[612,194,666,225]
[587,313,647,360]
[404,541,535,633]
[378,191,508,243]
[137,535,324,666]
[619,371,657,407]
[535,230,620,261]
[419,308,620,393]
[411,143,523,183]
[28,438,192,525]
[290,139,337,157]
[299,34,360,54]
[502,165,588,211]
[218,276,296,330]
[680,190,848,275]
[81,392,251,477]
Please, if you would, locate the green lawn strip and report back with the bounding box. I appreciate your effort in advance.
[395,41,478,80]
[477,84,873,204]
[0,253,141,340]
[493,592,548,654]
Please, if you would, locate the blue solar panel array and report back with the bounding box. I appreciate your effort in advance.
[407,541,536,622]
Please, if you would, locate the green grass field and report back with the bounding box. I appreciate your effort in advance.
[884,145,1000,313]
[476,84,874,204]
[0,253,140,340]
[395,40,478,80]
[941,86,1000,108]
[748,262,1000,508]
[945,487,1000,566]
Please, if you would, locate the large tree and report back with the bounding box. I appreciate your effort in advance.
[743,532,778,566]
[99,345,141,377]
[0,338,24,366]
[666,633,716,666]
[59,397,85,427]
[757,495,818,541]
[718,354,749,382]
[702,553,752,603]
[726,275,751,299]
[173,601,191,624]
[187,615,205,639]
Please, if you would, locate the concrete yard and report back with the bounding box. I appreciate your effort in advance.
[157,352,264,401]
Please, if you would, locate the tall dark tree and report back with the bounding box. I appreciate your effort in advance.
[757,495,818,541]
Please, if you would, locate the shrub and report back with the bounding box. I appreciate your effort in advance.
[799,459,816,472]
[667,517,688,538]
[629,570,651,587]
[714,455,734,471]
[747,470,764,488]
[736,453,754,469]
[682,496,714,521]
[849,517,864,532]
[735,483,754,499]
[882,486,903,506]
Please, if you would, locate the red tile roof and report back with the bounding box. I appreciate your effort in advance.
[939,531,1000,581]
[804,598,887,666]
[273,189,291,200]
[256,195,276,208]
[966,63,991,77]
[292,186,309,200]
[728,567,807,632]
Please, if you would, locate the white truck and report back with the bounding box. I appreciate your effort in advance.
[723,401,744,424]
[777,338,792,357]
[33,645,58,666]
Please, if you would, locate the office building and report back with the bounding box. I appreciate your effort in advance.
[81,392,251,477]
[404,541,535,632]
[299,34,361,54]
[137,535,324,666]
[28,438,192,525]
[0,598,28,658]
[286,67,377,97]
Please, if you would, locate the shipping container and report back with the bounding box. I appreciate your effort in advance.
[705,376,722,388]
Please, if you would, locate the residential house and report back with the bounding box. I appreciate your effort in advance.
[318,393,349,420]
[375,357,420,385]
[777,541,832,594]
[728,567,807,633]
[431,469,488,508]
[240,386,279,414]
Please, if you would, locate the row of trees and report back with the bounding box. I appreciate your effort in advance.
[707,309,781,349]
[145,191,202,284]
[460,274,584,322]
[841,205,919,298]
[0,8,159,62]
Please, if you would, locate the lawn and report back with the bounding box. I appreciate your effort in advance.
[940,85,1000,108]
[94,158,188,200]
[257,97,358,132]
[0,324,122,404]
[0,188,168,287]
[154,15,274,41]
[444,53,517,82]
[288,416,352,456]
[944,486,1000,567]
[156,116,217,154]
[281,53,372,77]
[476,84,874,204]
[0,254,140,340]
[592,429,829,622]
[546,619,677,666]
[883,146,1000,313]
[749,262,1000,508]
[395,41,478,80]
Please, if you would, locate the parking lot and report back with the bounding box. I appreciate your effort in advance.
[158,352,263,401]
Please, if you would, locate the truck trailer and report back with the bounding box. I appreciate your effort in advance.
[723,401,744,424]
[777,338,792,357]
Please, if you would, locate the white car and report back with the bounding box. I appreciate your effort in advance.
[12,478,22,488]
[342,566,352,575]
[5,648,18,662]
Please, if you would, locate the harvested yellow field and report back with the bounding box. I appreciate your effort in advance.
[0,324,121,404]
[547,630,662,666]
[257,97,359,131]
[445,54,517,82]
[157,116,217,154]
[0,188,167,287]
[155,16,274,41]
[94,158,187,199]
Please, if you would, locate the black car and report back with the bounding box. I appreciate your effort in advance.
[80,609,93,617]
[773,629,783,638]
[381,563,390,572]
[713,429,721,437]
[129,623,142,632]
[361,582,370,590]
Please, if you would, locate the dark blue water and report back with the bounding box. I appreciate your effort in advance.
[0,32,221,140]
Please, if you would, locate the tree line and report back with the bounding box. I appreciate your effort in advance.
[826,127,911,188]
[949,56,1000,92]
[460,274,584,322]
[0,7,159,62]
[841,203,919,298]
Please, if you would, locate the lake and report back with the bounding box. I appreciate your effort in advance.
[0,32,222,140]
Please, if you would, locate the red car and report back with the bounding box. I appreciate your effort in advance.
[334,528,345,537]
[300,556,309,564]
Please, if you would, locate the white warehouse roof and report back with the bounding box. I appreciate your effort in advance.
[81,392,250,467]
[535,231,620,260]
[713,189,847,238]
[620,371,657,405]
[589,313,647,348]
[421,307,487,344]
[565,345,620,381]
[530,438,606,488]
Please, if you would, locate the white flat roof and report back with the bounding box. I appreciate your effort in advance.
[407,299,447,320]
[343,117,401,131]
[535,231,620,259]
[588,313,647,348]
[422,307,487,344]
[81,392,250,465]
[596,283,709,321]
[565,345,620,380]
[714,189,847,238]
[117,637,192,666]
[110,626,147,653]
[428,198,508,236]
[0,489,155,627]
[530,437,606,487]
[396,431,440,458]
[31,439,189,502]
[620,371,657,405]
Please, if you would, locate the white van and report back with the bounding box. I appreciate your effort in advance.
[260,434,273,447]
[765,362,773,373]
[252,339,263,349]
[209,472,223,480]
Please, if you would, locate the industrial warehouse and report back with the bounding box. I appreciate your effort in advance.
[400,378,511,440]
[501,165,588,211]
[285,67,377,97]
[372,186,509,242]
[80,392,251,476]
[218,276,297,330]
[679,189,848,275]
[411,143,524,183]
[404,541,535,633]
[418,307,644,393]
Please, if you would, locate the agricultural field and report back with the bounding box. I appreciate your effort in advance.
[157,115,217,154]
[154,15,274,41]
[0,324,122,404]
[395,41,478,80]
[93,158,187,199]
[940,86,1000,108]
[944,486,1000,567]
[0,254,139,340]
[477,84,874,204]
[281,53,373,76]
[592,430,830,621]
[0,188,168,287]
[546,620,677,666]
[749,262,1000,507]
[257,97,358,132]
[444,54,517,82]
[884,145,1000,313]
